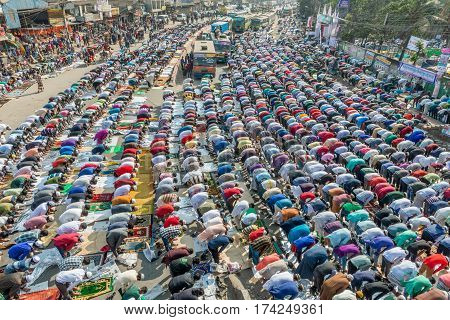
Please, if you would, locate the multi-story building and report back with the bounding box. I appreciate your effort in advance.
[144,0,166,14]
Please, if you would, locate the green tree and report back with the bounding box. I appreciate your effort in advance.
[382,0,440,61]
[296,0,329,19]
[410,40,427,65]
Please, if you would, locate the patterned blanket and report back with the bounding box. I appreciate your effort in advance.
[72,277,114,300]
[91,193,113,202]
[19,288,60,300]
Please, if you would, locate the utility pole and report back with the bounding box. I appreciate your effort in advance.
[377,12,388,53]
[59,0,72,44]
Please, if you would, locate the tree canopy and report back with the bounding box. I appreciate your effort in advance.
[297,0,447,46]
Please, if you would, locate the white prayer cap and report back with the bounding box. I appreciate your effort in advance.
[34,240,44,248]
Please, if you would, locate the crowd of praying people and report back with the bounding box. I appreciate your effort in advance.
[146,17,450,300]
[0,12,449,301]
[0,21,203,300]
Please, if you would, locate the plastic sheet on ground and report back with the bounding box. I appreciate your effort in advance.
[140,284,165,300]
[176,207,198,225]
[28,248,63,284]
[117,252,138,267]
[90,257,121,281]
[194,274,217,300]
[194,237,208,254]
[175,196,191,209]
[201,162,218,173]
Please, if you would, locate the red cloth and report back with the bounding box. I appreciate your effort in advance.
[151,138,167,146]
[150,146,168,155]
[443,188,450,201]
[181,134,194,145]
[123,148,138,155]
[114,165,134,177]
[80,163,99,171]
[400,126,413,138]
[223,188,242,200]
[423,254,449,273]
[412,170,428,178]
[156,204,175,219]
[249,227,265,242]
[52,158,68,168]
[19,288,60,300]
[114,178,136,189]
[163,215,180,228]
[377,186,396,199]
[255,253,280,271]
[369,177,387,188]
[53,233,80,252]
[300,192,316,202]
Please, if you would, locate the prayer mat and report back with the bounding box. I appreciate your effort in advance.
[91,193,113,202]
[130,150,155,211]
[204,173,220,196]
[101,167,118,175]
[18,288,60,300]
[82,252,105,266]
[41,229,57,247]
[105,161,120,166]
[135,214,151,227]
[105,146,124,154]
[72,277,114,300]
[133,226,150,237]
[120,237,148,253]
[135,204,153,216]
[60,183,73,195]
[88,202,111,212]
[116,126,132,130]
[77,231,107,255]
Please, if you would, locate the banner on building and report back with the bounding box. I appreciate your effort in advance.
[398,62,437,83]
[436,48,449,76]
[338,0,350,8]
[407,36,429,52]
[373,55,392,71]
[364,50,376,64]
[48,9,65,26]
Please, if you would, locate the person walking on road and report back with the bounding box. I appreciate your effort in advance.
[36,74,43,93]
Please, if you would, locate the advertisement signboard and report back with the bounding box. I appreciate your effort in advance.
[48,8,64,26]
[407,36,429,52]
[317,14,332,25]
[436,49,449,76]
[373,55,391,70]
[398,62,437,83]
[364,50,376,64]
[338,0,350,8]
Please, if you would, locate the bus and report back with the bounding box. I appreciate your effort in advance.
[211,21,230,34]
[232,16,251,33]
[250,13,275,30]
[193,41,216,79]
[213,34,231,63]
[280,7,294,17]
